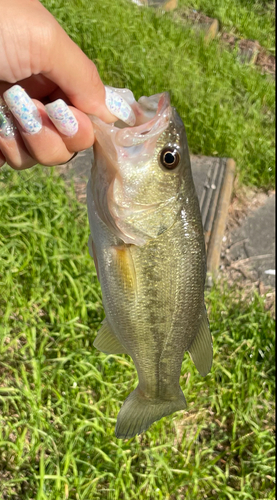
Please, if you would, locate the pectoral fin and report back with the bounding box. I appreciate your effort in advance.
[93,319,128,354]
[188,306,213,377]
[111,245,137,298]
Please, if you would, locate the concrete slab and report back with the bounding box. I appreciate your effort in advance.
[226,195,275,288]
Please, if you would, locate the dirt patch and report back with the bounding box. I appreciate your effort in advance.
[218,261,275,317]
[174,7,215,25]
[218,260,275,317]
[172,7,275,76]
[218,186,275,313]
[220,33,275,75]
[256,50,276,77]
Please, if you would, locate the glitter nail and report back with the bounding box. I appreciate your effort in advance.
[105,87,136,126]
[0,97,16,138]
[3,85,42,135]
[45,100,78,137]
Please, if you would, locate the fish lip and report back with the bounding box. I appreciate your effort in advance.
[116,92,171,147]
[90,92,172,149]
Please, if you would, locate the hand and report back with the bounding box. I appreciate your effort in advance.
[0,0,135,170]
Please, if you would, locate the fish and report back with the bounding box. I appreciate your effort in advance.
[87,88,213,439]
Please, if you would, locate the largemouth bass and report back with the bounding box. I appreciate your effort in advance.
[87,89,213,439]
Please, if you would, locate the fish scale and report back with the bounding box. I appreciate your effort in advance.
[87,89,213,439]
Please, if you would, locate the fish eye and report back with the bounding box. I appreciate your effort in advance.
[159,147,180,170]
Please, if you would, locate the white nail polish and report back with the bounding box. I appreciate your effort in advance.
[3,85,42,135]
[105,86,136,126]
[45,99,78,137]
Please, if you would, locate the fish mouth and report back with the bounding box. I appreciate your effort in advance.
[90,90,172,153]
[115,91,172,147]
[89,90,177,246]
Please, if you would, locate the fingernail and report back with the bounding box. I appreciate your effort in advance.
[3,85,42,135]
[45,99,78,137]
[0,97,17,138]
[105,86,136,126]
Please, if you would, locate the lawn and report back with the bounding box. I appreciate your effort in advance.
[0,0,275,499]
[41,0,275,189]
[0,167,275,499]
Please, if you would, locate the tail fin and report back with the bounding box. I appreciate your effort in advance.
[115,387,186,439]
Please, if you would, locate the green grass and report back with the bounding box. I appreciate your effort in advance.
[177,0,275,52]
[0,167,275,499]
[41,0,275,189]
[0,1,275,498]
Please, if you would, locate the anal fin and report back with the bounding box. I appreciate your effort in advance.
[93,319,128,355]
[188,306,213,377]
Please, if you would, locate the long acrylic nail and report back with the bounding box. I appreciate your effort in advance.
[105,86,136,126]
[0,96,17,138]
[3,85,42,135]
[45,99,78,137]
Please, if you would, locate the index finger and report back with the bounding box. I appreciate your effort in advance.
[41,25,115,123]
